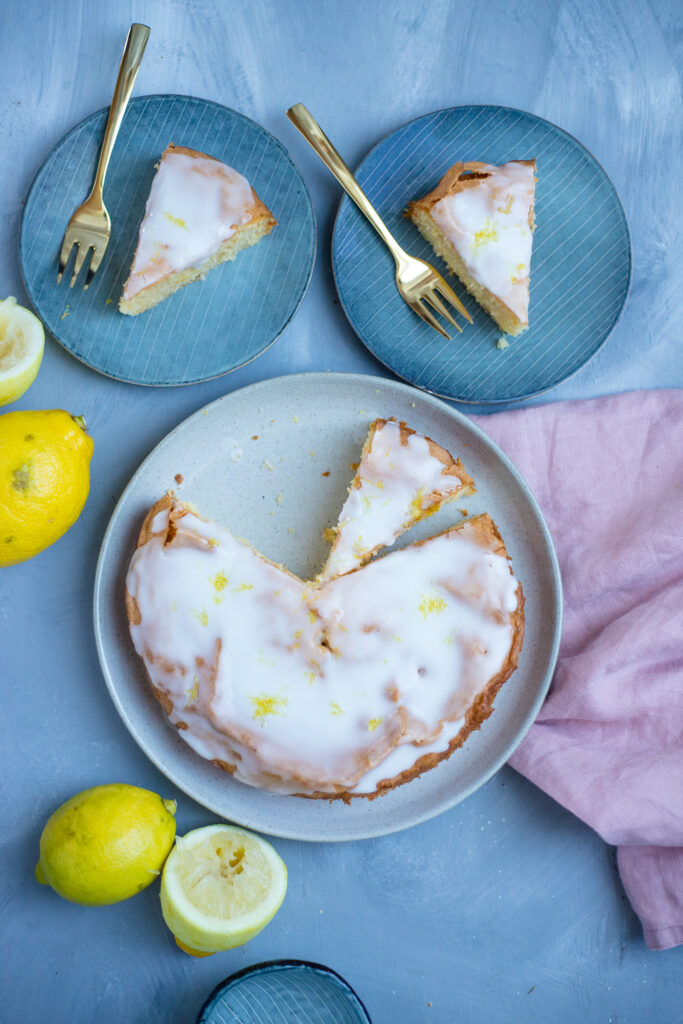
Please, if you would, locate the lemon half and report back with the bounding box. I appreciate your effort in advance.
[36,783,177,906]
[160,824,288,956]
[0,297,44,406]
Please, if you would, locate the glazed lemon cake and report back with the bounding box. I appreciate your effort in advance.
[320,418,475,581]
[407,161,536,336]
[119,144,276,315]
[125,425,524,799]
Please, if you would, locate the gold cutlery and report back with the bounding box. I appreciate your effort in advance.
[286,103,471,337]
[57,23,150,289]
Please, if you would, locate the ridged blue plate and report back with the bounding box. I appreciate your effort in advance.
[20,95,316,386]
[196,961,372,1024]
[332,105,631,403]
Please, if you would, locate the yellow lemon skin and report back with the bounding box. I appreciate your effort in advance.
[36,783,177,906]
[0,409,93,566]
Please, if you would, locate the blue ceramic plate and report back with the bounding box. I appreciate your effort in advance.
[332,105,631,404]
[196,961,372,1024]
[20,95,315,386]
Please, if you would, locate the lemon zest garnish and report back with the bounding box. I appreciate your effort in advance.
[408,487,426,519]
[330,702,343,716]
[368,717,382,732]
[60,306,70,320]
[497,193,513,215]
[192,608,208,626]
[233,583,254,592]
[210,570,229,602]
[294,629,303,639]
[394,634,402,642]
[418,595,447,620]
[171,601,177,613]
[185,676,200,706]
[207,537,220,548]
[305,672,316,685]
[471,218,499,254]
[308,610,317,624]
[164,211,187,228]
[250,694,287,723]
[292,415,299,423]
[376,480,385,490]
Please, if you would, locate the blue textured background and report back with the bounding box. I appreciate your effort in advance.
[1,1,681,1022]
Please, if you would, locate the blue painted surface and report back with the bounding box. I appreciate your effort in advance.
[333,105,631,403]
[1,1,682,1022]
[21,96,315,385]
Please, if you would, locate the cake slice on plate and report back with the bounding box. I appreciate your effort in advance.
[119,144,276,315]
[319,418,475,581]
[407,160,536,336]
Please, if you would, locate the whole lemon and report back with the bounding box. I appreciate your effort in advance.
[0,409,93,566]
[36,783,177,906]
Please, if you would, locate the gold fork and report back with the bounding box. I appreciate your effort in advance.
[57,23,150,289]
[286,103,471,338]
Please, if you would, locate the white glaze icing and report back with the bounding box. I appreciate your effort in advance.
[321,421,470,581]
[127,501,520,796]
[429,162,535,322]
[123,149,256,300]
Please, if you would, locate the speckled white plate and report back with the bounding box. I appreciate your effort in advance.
[94,373,561,841]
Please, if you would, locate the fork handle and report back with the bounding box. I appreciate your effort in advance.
[90,23,150,199]
[287,103,407,263]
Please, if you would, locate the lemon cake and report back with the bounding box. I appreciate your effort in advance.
[319,418,475,581]
[119,144,276,315]
[126,427,524,800]
[407,161,536,336]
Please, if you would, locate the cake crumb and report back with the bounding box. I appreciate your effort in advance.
[230,443,242,462]
[258,406,264,412]
[60,305,70,320]
[105,298,113,304]
[323,527,336,543]
[174,474,183,485]
[411,402,416,407]
[252,434,258,440]
[460,508,468,516]
[349,462,359,472]
[322,471,330,478]
[292,415,299,423]
[287,527,294,534]
[276,494,284,505]
[309,449,316,458]
[261,459,274,471]
[496,336,510,350]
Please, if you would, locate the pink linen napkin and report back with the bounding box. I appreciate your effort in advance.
[471,388,683,950]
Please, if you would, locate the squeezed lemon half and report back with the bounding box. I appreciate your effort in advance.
[160,824,288,956]
[0,296,44,406]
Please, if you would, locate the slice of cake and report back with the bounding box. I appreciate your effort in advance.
[319,418,475,581]
[119,144,276,315]
[407,161,536,336]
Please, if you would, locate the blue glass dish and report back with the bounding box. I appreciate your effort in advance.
[196,960,372,1024]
